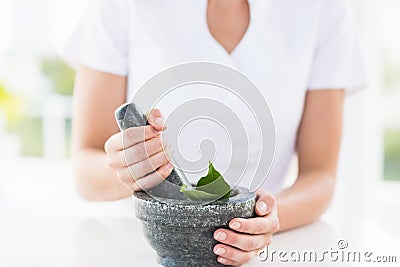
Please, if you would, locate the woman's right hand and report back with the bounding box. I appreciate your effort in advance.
[104,109,174,192]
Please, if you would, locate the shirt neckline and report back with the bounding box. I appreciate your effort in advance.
[199,0,254,58]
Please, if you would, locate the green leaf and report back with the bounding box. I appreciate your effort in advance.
[180,184,220,201]
[180,161,231,201]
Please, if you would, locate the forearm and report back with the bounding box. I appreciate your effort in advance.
[276,170,335,232]
[72,148,131,201]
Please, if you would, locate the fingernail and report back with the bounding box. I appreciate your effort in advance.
[155,117,165,127]
[215,231,227,241]
[218,257,227,264]
[166,162,173,171]
[230,221,241,230]
[257,201,268,214]
[214,247,226,255]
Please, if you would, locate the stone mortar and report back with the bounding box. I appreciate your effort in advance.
[134,187,256,267]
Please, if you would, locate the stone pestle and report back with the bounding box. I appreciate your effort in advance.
[115,102,186,200]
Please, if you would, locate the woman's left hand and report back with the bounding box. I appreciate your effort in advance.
[213,189,280,266]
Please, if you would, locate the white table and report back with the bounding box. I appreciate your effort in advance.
[0,158,399,266]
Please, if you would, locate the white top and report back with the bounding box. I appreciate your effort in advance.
[64,0,367,194]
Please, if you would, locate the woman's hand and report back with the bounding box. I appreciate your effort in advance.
[104,109,173,192]
[213,189,280,266]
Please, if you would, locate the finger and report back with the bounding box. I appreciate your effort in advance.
[214,229,269,252]
[147,109,166,131]
[255,190,276,216]
[127,150,169,179]
[134,162,174,190]
[214,244,257,266]
[105,126,159,153]
[117,162,174,191]
[229,216,278,235]
[116,170,137,191]
[113,137,164,167]
[216,257,237,266]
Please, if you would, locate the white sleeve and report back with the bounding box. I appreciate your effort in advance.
[307,0,367,93]
[62,0,129,76]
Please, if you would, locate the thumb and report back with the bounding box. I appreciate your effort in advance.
[147,109,166,131]
[255,191,276,216]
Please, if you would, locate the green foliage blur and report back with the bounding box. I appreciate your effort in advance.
[382,59,400,181]
[10,117,43,157]
[384,130,400,181]
[41,57,75,95]
[5,57,75,157]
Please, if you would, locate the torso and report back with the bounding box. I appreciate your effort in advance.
[125,0,328,193]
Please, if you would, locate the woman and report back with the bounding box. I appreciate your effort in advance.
[64,0,366,265]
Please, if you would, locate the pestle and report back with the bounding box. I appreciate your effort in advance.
[114,102,188,200]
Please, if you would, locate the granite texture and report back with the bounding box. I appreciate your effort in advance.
[134,187,256,267]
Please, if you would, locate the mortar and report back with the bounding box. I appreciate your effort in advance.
[134,187,256,267]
